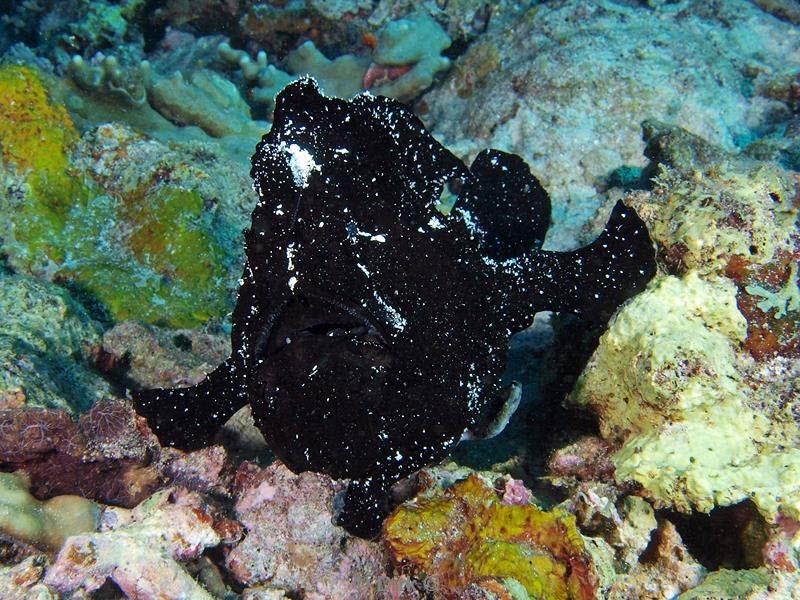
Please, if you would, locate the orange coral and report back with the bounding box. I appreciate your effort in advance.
[384,474,597,599]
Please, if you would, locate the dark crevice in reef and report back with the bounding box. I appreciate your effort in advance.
[658,500,770,570]
[526,313,608,466]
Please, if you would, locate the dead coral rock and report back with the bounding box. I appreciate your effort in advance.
[225,461,385,596]
[574,127,800,524]
[79,397,159,462]
[164,444,233,497]
[422,0,794,225]
[0,555,54,599]
[99,319,231,391]
[751,0,800,25]
[609,520,706,599]
[0,273,110,414]
[557,483,658,572]
[548,436,616,482]
[677,567,794,599]
[44,488,221,599]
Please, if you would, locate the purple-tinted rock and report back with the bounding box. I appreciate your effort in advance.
[226,462,385,596]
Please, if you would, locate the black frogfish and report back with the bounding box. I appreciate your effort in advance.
[135,78,656,538]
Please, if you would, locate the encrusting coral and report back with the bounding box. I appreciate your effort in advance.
[366,11,452,100]
[218,10,452,108]
[384,473,598,599]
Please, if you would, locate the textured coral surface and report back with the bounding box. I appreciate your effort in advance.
[385,473,597,599]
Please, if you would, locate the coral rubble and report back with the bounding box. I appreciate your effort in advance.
[44,489,222,598]
[226,462,385,596]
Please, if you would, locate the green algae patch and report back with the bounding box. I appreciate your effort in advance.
[6,182,231,328]
[73,185,232,328]
[0,68,236,327]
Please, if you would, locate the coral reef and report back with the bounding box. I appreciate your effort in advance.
[1,1,799,597]
[286,41,369,98]
[571,270,800,521]
[636,121,800,360]
[218,39,368,110]
[217,41,296,114]
[547,436,616,483]
[218,10,451,108]
[638,121,797,280]
[66,52,151,106]
[384,472,598,598]
[0,65,81,208]
[607,520,707,599]
[554,483,657,574]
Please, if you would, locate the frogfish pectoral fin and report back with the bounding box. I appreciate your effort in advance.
[461,380,522,441]
[133,357,248,451]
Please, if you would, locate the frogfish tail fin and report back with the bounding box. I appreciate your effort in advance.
[523,200,656,323]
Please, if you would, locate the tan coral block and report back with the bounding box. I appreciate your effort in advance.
[571,272,800,522]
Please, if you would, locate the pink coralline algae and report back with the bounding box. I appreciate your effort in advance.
[763,515,800,572]
[500,476,534,505]
[547,436,616,482]
[225,461,385,597]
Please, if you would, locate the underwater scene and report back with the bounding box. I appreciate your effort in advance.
[0,0,799,598]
